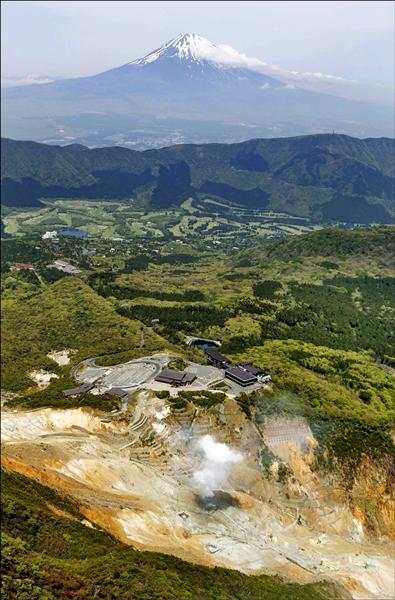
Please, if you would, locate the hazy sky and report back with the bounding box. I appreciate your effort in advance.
[2,0,394,84]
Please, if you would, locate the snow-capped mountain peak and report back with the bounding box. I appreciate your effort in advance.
[167,33,214,61]
[129,33,264,69]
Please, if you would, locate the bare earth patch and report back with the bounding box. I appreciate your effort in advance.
[47,349,72,366]
[28,370,59,389]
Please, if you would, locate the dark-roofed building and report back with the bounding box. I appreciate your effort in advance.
[205,348,231,369]
[106,387,129,400]
[63,382,94,397]
[237,362,265,376]
[155,369,196,386]
[225,367,257,387]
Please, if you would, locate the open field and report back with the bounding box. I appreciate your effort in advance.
[2,196,321,243]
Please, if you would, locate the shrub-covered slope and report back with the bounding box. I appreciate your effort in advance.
[1,276,173,393]
[236,225,395,265]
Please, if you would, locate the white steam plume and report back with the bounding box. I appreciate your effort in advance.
[193,435,243,498]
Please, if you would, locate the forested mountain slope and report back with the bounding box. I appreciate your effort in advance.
[2,134,394,223]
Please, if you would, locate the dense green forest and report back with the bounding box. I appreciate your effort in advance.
[238,225,395,263]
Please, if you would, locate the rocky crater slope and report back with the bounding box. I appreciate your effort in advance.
[2,395,394,600]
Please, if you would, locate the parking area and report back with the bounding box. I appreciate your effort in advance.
[73,353,262,397]
[75,355,169,391]
[104,361,158,388]
[184,363,223,386]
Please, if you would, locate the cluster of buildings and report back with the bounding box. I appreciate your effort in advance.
[48,259,81,275]
[205,348,270,387]
[153,350,270,389]
[82,248,96,258]
[42,230,59,241]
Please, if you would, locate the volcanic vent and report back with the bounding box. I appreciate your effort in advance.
[192,435,243,511]
[195,490,241,512]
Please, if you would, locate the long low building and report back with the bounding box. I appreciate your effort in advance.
[106,387,129,400]
[237,361,265,376]
[48,260,82,274]
[205,348,231,369]
[63,382,94,396]
[155,369,196,386]
[15,262,35,271]
[225,366,258,387]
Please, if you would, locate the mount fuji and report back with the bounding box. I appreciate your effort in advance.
[2,33,393,147]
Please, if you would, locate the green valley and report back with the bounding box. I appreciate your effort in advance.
[1,225,394,600]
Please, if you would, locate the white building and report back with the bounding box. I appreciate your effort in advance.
[42,230,58,240]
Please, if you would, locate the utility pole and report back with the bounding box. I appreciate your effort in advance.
[140,327,145,348]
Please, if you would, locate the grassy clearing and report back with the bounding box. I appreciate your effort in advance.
[2,197,320,243]
[180,197,197,213]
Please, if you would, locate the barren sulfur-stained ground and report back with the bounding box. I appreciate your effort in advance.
[2,394,394,600]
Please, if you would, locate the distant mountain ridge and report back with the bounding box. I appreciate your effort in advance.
[1,134,394,224]
[2,33,394,145]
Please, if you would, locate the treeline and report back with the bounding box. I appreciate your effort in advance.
[265,226,395,261]
[118,303,232,342]
[103,286,204,302]
[253,280,283,299]
[122,252,200,273]
[88,272,205,302]
[158,389,227,410]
